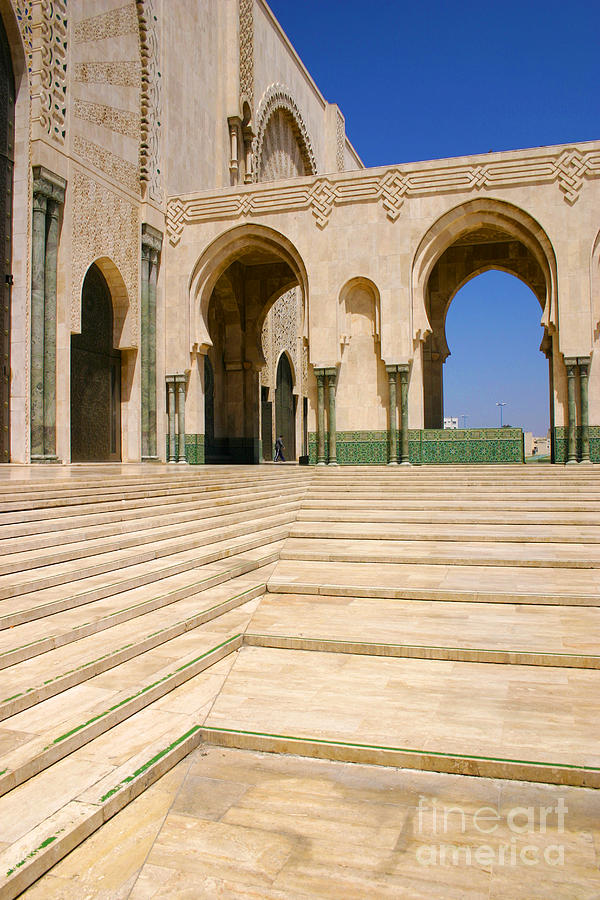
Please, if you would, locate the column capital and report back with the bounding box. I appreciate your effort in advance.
[141,222,163,253]
[564,357,579,369]
[32,166,66,204]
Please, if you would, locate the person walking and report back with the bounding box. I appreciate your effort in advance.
[274,435,285,462]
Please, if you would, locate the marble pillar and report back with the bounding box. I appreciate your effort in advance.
[30,167,66,462]
[141,224,162,460]
[565,359,578,465]
[177,378,187,463]
[399,364,410,465]
[167,379,177,463]
[578,357,591,464]
[386,366,398,465]
[325,367,337,465]
[316,370,326,465]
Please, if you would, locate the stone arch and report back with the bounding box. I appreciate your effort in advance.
[591,227,600,344]
[338,277,381,347]
[275,350,296,460]
[253,83,317,183]
[189,223,308,355]
[91,256,132,349]
[411,198,559,345]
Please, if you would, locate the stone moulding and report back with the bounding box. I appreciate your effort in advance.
[166,144,600,244]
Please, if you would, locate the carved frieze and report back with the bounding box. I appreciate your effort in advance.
[73,3,138,43]
[73,136,139,193]
[73,99,139,139]
[253,84,318,183]
[136,0,162,202]
[239,0,254,110]
[167,145,600,243]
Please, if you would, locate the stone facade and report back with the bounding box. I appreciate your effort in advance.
[1,0,598,465]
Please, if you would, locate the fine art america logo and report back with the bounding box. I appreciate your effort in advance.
[415,796,568,867]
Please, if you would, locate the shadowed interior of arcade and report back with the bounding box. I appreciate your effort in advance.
[203,245,300,464]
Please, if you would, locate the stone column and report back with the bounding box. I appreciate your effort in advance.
[399,364,410,465]
[167,378,177,463]
[30,166,66,462]
[177,376,187,463]
[325,367,338,465]
[30,191,47,460]
[316,370,326,465]
[43,198,60,460]
[141,224,162,460]
[386,366,398,465]
[578,357,591,464]
[565,358,578,465]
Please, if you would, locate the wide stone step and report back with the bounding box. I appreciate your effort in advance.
[281,537,600,568]
[0,526,286,627]
[0,499,301,573]
[0,474,308,518]
[0,510,293,599]
[290,520,600,543]
[0,569,271,720]
[203,645,600,785]
[0,552,278,669]
[297,508,600,524]
[0,483,307,540]
[0,599,257,797]
[246,592,600,667]
[269,559,600,604]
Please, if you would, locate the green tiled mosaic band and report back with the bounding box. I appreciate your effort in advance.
[553,426,600,463]
[309,429,524,465]
[165,433,205,465]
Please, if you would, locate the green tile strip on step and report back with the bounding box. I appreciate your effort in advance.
[200,726,600,774]
[44,633,241,748]
[308,429,524,465]
[6,831,66,878]
[99,724,202,803]
[2,586,263,709]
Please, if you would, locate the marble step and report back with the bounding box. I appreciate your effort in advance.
[290,520,600,543]
[302,496,600,511]
[0,600,255,796]
[0,509,294,599]
[281,537,600,568]
[0,553,279,669]
[297,507,600,525]
[246,592,600,668]
[0,483,308,540]
[0,498,301,573]
[268,559,600,605]
[0,611,254,899]
[202,645,600,787]
[0,526,287,628]
[0,571,271,719]
[0,473,309,517]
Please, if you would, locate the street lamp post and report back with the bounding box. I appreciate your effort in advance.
[496,401,506,427]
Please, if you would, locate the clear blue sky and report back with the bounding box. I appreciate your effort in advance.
[268,0,599,436]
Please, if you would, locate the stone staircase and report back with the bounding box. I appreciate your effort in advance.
[1,464,599,897]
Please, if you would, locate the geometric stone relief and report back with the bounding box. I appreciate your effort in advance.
[73,135,139,193]
[239,0,254,110]
[73,4,138,43]
[167,145,600,242]
[13,0,68,143]
[136,0,162,202]
[73,60,141,87]
[253,83,318,183]
[336,109,345,172]
[73,99,139,139]
[70,170,139,340]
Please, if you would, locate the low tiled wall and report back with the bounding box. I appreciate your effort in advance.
[553,426,600,463]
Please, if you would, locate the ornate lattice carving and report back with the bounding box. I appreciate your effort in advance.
[336,110,345,172]
[136,0,162,202]
[73,99,139,138]
[261,288,302,394]
[74,60,141,87]
[239,0,254,110]
[253,84,318,183]
[14,1,68,142]
[71,170,139,338]
[167,145,600,243]
[73,136,139,193]
[74,4,138,43]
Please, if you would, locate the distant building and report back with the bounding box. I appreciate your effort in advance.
[444,417,459,429]
[524,432,551,457]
